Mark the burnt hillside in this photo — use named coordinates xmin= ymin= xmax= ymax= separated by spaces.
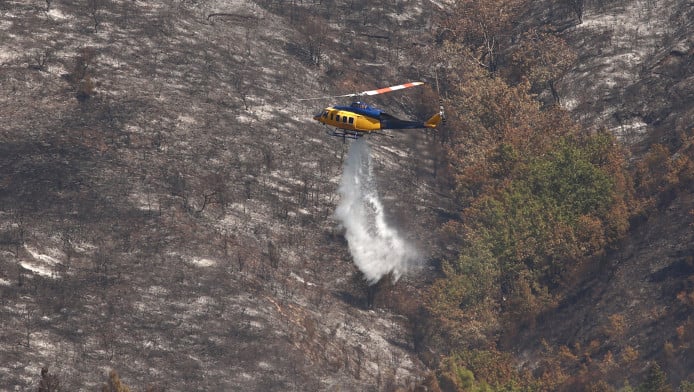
xmin=554 ymin=0 xmax=693 ymax=153
xmin=1 ymin=0 xmax=692 ymax=390
xmin=1 ymin=0 xmax=447 ymax=390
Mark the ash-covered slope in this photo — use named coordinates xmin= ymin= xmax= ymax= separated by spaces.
xmin=555 ymin=0 xmax=693 ymax=151
xmin=0 ymin=1 xmax=445 ymax=390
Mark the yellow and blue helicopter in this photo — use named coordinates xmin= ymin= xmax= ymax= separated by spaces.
xmin=301 ymin=81 xmax=444 ymax=140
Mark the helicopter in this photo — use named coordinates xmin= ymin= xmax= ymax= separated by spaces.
xmin=300 ymin=81 xmax=445 ymax=140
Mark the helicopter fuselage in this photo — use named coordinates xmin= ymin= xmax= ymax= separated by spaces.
xmin=313 ymin=101 xmax=439 ymax=136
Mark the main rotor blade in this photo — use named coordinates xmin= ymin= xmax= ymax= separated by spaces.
xmin=297 ymin=81 xmax=424 ymax=101
xmin=357 ymin=81 xmax=424 ymax=97
xmin=297 ymin=93 xmax=358 ymax=101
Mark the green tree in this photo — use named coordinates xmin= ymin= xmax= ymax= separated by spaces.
xmin=427 ymin=241 xmax=500 ymax=348
xmin=678 ymin=381 xmax=694 ymax=392
xmin=639 ymin=363 xmax=672 ymax=392
xmin=428 ymin=30 xmax=635 ymax=358
xmin=425 ymin=5 xmax=638 ymax=389
xmin=457 ymin=133 xmax=631 ymax=321
xmin=434 ymin=350 xmax=534 ymax=391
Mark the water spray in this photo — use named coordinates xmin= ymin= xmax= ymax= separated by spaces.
xmin=334 ymin=139 xmax=419 ymax=285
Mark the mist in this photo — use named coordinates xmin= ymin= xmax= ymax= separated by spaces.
xmin=334 ymin=139 xmax=420 ymax=285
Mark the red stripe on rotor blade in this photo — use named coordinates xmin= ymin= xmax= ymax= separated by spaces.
xmin=362 ymin=82 xmax=423 ymax=96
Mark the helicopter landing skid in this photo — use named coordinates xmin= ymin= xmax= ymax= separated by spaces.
xmin=327 ymin=129 xmax=362 ymax=141
xmin=326 ymin=129 xmax=394 ymax=141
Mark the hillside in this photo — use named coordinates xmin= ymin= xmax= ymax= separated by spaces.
xmin=0 ymin=1 xmax=446 ymax=390
xmin=1 ymin=0 xmax=692 ymax=391
xmin=555 ymin=0 xmax=693 ymax=153
xmin=517 ymin=0 xmax=693 ymax=387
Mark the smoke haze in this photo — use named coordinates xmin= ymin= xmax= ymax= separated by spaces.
xmin=335 ymin=139 xmax=419 ymax=285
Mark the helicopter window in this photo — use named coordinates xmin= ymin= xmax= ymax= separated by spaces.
xmin=322 ymin=111 xmax=328 ymax=118
xmin=349 ymin=117 xmax=354 ymax=124
xmin=342 ymin=117 xmax=347 ymax=123
xmin=335 ymin=115 xmax=340 ymax=122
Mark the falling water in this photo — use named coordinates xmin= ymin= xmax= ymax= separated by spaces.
xmin=334 ymin=139 xmax=419 ymax=285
